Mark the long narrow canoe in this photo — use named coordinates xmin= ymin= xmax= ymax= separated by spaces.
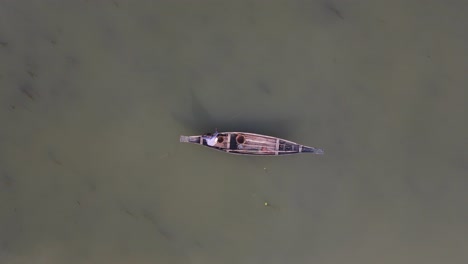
xmin=180 ymin=131 xmax=324 ymax=156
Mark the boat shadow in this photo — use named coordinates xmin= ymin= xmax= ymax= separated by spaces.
xmin=172 ymin=89 xmax=295 ymax=138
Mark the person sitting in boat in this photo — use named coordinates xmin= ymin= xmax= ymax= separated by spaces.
xmin=202 ymin=130 xmax=218 ymax=146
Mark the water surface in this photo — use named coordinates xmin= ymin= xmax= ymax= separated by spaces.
xmin=1 ymin=1 xmax=467 ymax=263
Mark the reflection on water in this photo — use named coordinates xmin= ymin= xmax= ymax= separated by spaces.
xmin=1 ymin=1 xmax=467 ymax=264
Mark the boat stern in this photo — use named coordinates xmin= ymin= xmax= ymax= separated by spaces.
xmin=180 ymin=135 xmax=202 ymax=144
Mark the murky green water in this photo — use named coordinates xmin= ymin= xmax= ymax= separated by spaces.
xmin=1 ymin=1 xmax=467 ymax=263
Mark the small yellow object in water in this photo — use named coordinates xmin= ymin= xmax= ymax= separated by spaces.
xmin=264 ymin=202 xmax=269 ymax=206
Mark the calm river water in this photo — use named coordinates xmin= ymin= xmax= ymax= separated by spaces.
xmin=1 ymin=1 xmax=467 ymax=264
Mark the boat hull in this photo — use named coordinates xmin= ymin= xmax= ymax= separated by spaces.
xmin=180 ymin=132 xmax=324 ymax=156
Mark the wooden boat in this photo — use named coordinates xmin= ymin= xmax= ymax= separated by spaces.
xmin=179 ymin=131 xmax=324 ymax=156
